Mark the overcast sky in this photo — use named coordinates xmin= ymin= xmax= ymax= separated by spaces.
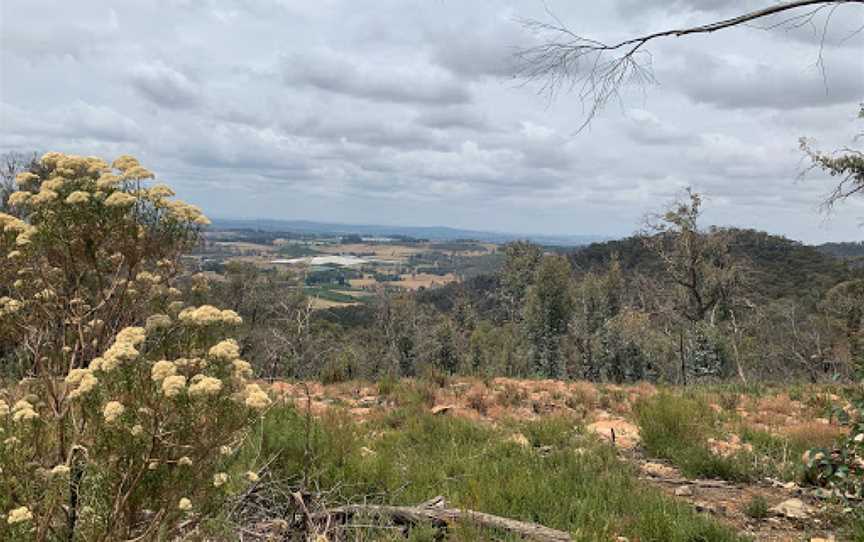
xmin=2 ymin=1 xmax=863 ymax=243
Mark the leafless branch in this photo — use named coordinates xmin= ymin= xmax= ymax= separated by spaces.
xmin=515 ymin=0 xmax=864 ymax=131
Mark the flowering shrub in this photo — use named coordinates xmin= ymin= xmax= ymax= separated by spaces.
xmin=0 ymin=153 xmax=270 ymax=540
xmin=0 ymin=152 xmax=211 ymax=377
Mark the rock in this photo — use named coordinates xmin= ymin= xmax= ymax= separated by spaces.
xmin=356 ymin=396 xmax=378 ymax=408
xmin=615 ymin=537 xmax=629 ymax=542
xmin=431 ymin=404 xmax=455 ymax=415
xmin=694 ymin=501 xmax=718 ymax=514
xmin=810 ymin=537 xmax=835 ymax=542
xmin=537 ymin=445 xmax=554 ymax=456
xmin=770 ymin=498 xmax=811 ymax=519
xmin=587 ymin=418 xmax=640 ymax=449
xmin=674 ymin=485 xmax=694 ymax=497
xmin=359 ymin=446 xmax=376 ymax=458
xmin=508 ymin=433 xmax=531 ymax=447
xmin=640 ymin=462 xmax=678 ymax=478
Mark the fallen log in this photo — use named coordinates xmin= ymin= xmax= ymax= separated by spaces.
xmin=313 ymin=497 xmax=572 ymax=542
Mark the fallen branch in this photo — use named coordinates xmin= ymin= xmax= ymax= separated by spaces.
xmin=314 ymin=496 xmax=572 ymax=542
xmin=639 ymin=476 xmax=737 ymax=489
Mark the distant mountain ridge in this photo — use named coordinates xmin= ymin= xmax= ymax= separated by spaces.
xmin=210 ymin=218 xmax=611 ymax=246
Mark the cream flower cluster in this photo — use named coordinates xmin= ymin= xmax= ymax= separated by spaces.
xmin=178 ymin=305 xmax=242 ymax=326
xmin=232 ymin=359 xmax=254 ymax=380
xmin=208 ymin=339 xmax=240 ymax=361
xmin=104 ymin=192 xmax=136 ymax=208
xmin=188 ymin=376 xmax=222 ymax=397
xmin=11 ymin=399 xmax=38 ymax=422
xmin=66 ymin=368 xmax=98 ymax=399
xmin=163 ymin=200 xmax=211 ymax=226
xmin=4 ymin=153 xmax=212 ymax=237
xmin=151 ymin=360 xmax=177 ymax=382
xmin=162 ymin=375 xmax=187 ymax=398
xmin=103 ymin=401 xmax=125 ymax=423
xmin=65 ymin=191 xmax=90 ymax=205
xmin=213 ymin=472 xmax=228 ymax=487
xmin=6 ymin=506 xmax=32 ymax=525
xmin=0 ymin=297 xmax=22 ymax=317
xmin=92 ymin=327 xmax=146 ymax=372
xmin=244 ymin=384 xmax=271 ymax=410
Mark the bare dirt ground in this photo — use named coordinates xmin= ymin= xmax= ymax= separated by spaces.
xmin=267 ymin=378 xmax=852 ymax=541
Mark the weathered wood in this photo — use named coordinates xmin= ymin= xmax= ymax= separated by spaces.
xmin=316 ymin=497 xmax=572 ymax=542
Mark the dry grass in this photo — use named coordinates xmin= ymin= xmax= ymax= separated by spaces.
xmin=781 ymin=421 xmax=846 ymax=450
xmin=466 ymin=387 xmax=492 ymax=416
xmin=756 ymin=394 xmax=799 ymax=416
xmin=497 ymin=383 xmax=529 ymax=407
xmin=568 ymin=381 xmax=600 ymax=410
xmin=308 ymin=297 xmax=358 ymax=309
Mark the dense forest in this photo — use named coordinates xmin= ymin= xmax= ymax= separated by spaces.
xmin=191 ymin=192 xmax=864 ymax=387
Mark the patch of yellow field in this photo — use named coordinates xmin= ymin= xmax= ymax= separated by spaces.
xmin=349 ymin=277 xmax=379 ymax=289
xmin=386 ymin=273 xmax=458 ymax=290
xmin=308 ymin=297 xmax=358 ymax=310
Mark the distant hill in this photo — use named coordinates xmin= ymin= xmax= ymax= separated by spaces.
xmin=210 ymin=218 xmax=610 ymax=246
xmin=817 ymin=241 xmax=864 ymax=268
xmin=570 ymin=228 xmax=860 ymax=303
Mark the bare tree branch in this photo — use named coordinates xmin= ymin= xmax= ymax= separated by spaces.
xmin=515 ymin=0 xmax=864 ymax=131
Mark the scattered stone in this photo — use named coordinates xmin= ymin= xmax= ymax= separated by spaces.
xmin=640 ymin=462 xmax=678 ymax=478
xmin=431 ymin=405 xmax=455 ymax=415
xmin=356 ymin=396 xmax=378 ymax=408
xmin=770 ymin=498 xmax=811 ymax=520
xmin=694 ymin=501 xmax=719 ymax=514
xmin=674 ymin=485 xmax=694 ymax=497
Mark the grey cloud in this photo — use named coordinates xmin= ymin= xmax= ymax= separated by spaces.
xmin=616 ymin=0 xmax=752 ymax=16
xmin=429 ymin=18 xmax=527 ymax=80
xmin=3 ymin=0 xmax=863 ymax=242
xmin=671 ymin=51 xmax=864 ymax=110
xmin=415 ymin=106 xmax=495 ymax=132
xmin=129 ymin=62 xmax=202 ymax=110
xmin=280 ymin=49 xmax=471 ymax=105
xmin=2 ymin=101 xmax=141 ymax=143
xmin=625 ymin=109 xmax=696 ymax=146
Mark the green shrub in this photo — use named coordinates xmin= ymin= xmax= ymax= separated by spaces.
xmin=744 ymin=495 xmax=769 ymax=519
xmin=377 ymin=374 xmax=398 ymax=396
xmin=636 ymin=393 xmax=714 ymax=456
